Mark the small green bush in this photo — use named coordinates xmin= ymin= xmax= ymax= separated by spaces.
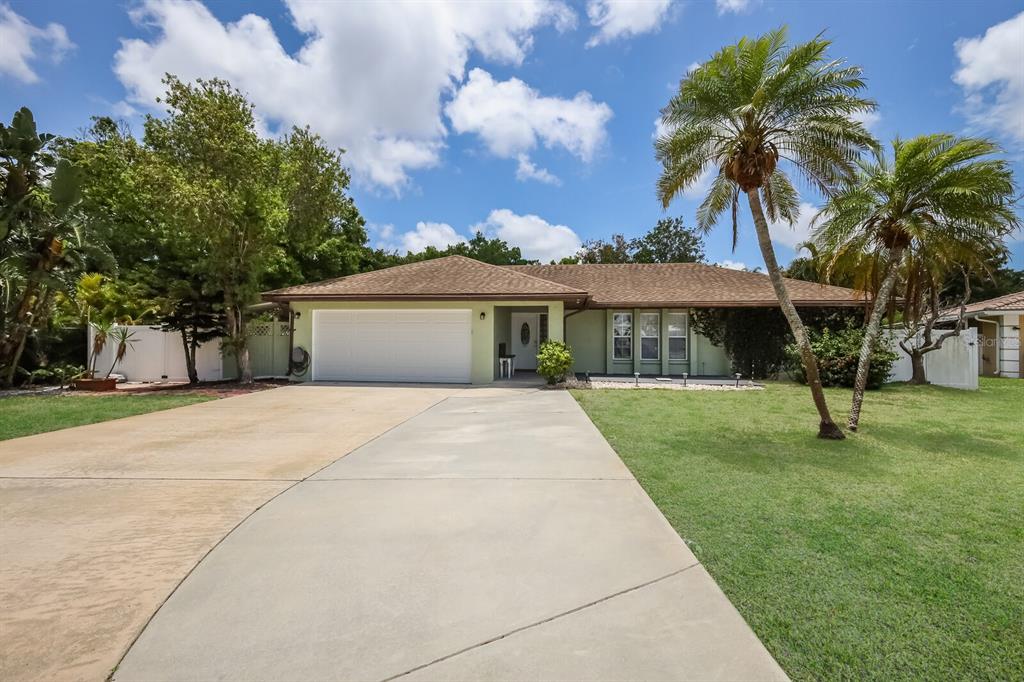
xmin=536 ymin=340 xmax=574 ymax=385
xmin=786 ymin=326 xmax=898 ymax=389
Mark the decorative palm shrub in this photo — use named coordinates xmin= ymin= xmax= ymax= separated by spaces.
xmin=786 ymin=327 xmax=897 ymax=390
xmin=536 ymin=340 xmax=573 ymax=385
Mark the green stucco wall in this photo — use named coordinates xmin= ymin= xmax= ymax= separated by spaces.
xmin=565 ymin=309 xmax=606 ymax=374
xmin=288 ymin=299 xmax=564 ymax=384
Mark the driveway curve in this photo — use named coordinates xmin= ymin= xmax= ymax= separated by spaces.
xmin=114 ymin=389 xmax=786 ymax=681
xmin=0 ymin=385 xmax=457 ymax=682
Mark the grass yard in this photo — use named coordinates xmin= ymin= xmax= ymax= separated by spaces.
xmin=573 ymin=378 xmax=1024 ymax=680
xmin=0 ymin=393 xmax=215 ymax=441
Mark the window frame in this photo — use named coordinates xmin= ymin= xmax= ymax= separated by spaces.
xmin=667 ymin=311 xmax=688 ymax=361
xmin=639 ymin=311 xmax=660 ymax=361
xmin=612 ymin=311 xmax=632 ymax=361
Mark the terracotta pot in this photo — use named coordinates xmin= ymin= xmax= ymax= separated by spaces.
xmin=73 ymin=377 xmax=118 ymax=392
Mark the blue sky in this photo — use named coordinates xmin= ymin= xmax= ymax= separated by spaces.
xmin=3 ymin=0 xmax=1022 ymax=269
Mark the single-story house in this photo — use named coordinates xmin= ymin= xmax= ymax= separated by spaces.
xmin=946 ymin=291 xmax=1023 ymax=378
xmin=262 ymin=255 xmax=864 ymax=384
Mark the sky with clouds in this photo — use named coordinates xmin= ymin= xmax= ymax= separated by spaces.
xmin=2 ymin=0 xmax=1022 ymax=268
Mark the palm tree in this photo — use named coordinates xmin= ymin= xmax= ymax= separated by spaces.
xmin=656 ymin=28 xmax=877 ymax=439
xmin=815 ymin=135 xmax=1018 ymax=429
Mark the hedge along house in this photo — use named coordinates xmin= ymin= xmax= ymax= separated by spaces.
xmin=262 ymin=255 xmax=864 ymax=384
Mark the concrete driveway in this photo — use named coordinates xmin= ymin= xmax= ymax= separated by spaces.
xmin=0 ymin=385 xmax=458 ymax=682
xmin=113 ymin=389 xmax=786 ymax=681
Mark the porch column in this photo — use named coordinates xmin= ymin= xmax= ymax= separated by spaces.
xmin=547 ymin=301 xmax=564 ymax=342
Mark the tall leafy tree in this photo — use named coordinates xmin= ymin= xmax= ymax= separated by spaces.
xmin=263 ymin=126 xmax=366 ymax=288
xmin=655 ymin=28 xmax=877 ymax=439
xmin=815 ymin=134 xmax=1017 ymax=429
xmin=575 ymin=219 xmax=705 ymax=264
xmin=144 ymin=76 xmax=286 ymax=384
xmin=632 ymin=217 xmax=705 ymax=263
xmin=0 ymin=108 xmax=87 ymax=386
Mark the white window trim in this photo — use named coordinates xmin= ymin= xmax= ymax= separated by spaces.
xmin=612 ymin=311 xmax=632 ymax=361
xmin=640 ymin=311 xmax=660 ymax=361
xmin=668 ymin=311 xmax=688 ymax=362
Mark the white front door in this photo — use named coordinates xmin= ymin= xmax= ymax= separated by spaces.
xmin=510 ymin=313 xmax=540 ymax=370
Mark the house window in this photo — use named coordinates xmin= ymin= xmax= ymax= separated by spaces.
xmin=668 ymin=312 xmax=687 ymax=361
xmin=612 ymin=311 xmax=632 ymax=360
xmin=640 ymin=312 xmax=660 ymax=361
xmin=539 ymin=313 xmax=549 ymax=343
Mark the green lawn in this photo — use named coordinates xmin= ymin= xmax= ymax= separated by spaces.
xmin=573 ymin=378 xmax=1024 ymax=681
xmin=0 ymin=393 xmax=215 ymax=441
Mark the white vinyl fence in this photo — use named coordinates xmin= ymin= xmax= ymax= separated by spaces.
xmin=86 ymin=325 xmax=223 ymax=382
xmin=886 ymin=327 xmax=978 ymax=390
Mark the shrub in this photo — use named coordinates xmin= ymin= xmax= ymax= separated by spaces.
xmin=786 ymin=326 xmax=898 ymax=389
xmin=536 ymin=340 xmax=573 ymax=385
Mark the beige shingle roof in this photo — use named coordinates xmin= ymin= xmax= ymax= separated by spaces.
xmin=955 ymin=290 xmax=1024 ymax=316
xmin=263 ymin=255 xmax=865 ymax=307
xmin=506 ymin=263 xmax=865 ymax=307
xmin=263 ymin=255 xmax=587 ymax=301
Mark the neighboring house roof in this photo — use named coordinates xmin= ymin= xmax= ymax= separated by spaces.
xmin=263 ymin=255 xmax=865 ymax=307
xmin=506 ymin=263 xmax=865 ymax=307
xmin=263 ymin=255 xmax=588 ymax=302
xmin=942 ymin=290 xmax=1024 ymax=319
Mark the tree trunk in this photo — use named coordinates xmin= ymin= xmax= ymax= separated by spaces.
xmin=224 ymin=300 xmax=253 ymax=385
xmin=181 ymin=327 xmax=199 ymax=384
xmin=847 ymin=248 xmax=903 ymax=431
xmin=746 ymin=190 xmax=844 ymax=440
xmin=909 ymin=352 xmax=928 ymax=384
xmin=0 ymin=281 xmax=42 ymax=387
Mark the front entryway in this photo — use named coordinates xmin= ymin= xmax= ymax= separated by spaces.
xmin=510 ymin=312 xmax=540 ymax=370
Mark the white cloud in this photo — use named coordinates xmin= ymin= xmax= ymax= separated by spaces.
xmin=954 ymin=11 xmax=1024 ymax=143
xmin=652 ymin=116 xmax=673 ymax=140
xmin=0 ymin=4 xmax=73 ymax=83
xmin=769 ymin=201 xmax=818 ymax=249
xmin=446 ymin=68 xmax=613 ymax=167
xmin=852 ymin=109 xmax=881 ymax=130
xmin=399 ymin=221 xmax=469 ymax=253
xmin=585 ymin=0 xmax=673 ymax=47
xmin=515 ymin=155 xmax=561 ymax=185
xmin=716 ymin=0 xmax=757 ymax=15
xmin=716 ymin=259 xmax=748 ymax=270
xmin=473 ymin=208 xmax=581 ymax=262
xmin=113 ymin=0 xmax=575 ymax=190
xmin=682 ymin=166 xmax=716 ymax=200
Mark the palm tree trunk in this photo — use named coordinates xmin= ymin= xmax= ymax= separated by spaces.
xmin=746 ymin=190 xmax=844 ymax=439
xmin=847 ymin=248 xmax=903 ymax=431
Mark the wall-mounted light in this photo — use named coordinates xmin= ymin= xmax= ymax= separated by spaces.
xmin=479 ymin=312 xmax=486 ymax=320
xmin=294 ymin=311 xmax=302 ymax=319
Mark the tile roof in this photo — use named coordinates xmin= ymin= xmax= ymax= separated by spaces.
xmin=954 ymin=290 xmax=1024 ymax=317
xmin=263 ymin=255 xmax=587 ymax=300
xmin=506 ymin=262 xmax=865 ymax=307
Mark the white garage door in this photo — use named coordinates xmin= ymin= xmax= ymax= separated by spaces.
xmin=312 ymin=309 xmax=472 ymax=383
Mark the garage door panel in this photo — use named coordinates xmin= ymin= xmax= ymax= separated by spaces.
xmin=313 ymin=310 xmax=472 ymax=383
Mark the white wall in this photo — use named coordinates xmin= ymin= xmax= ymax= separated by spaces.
xmin=87 ymin=325 xmax=223 ymax=382
xmin=887 ymin=327 xmax=978 ymax=390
